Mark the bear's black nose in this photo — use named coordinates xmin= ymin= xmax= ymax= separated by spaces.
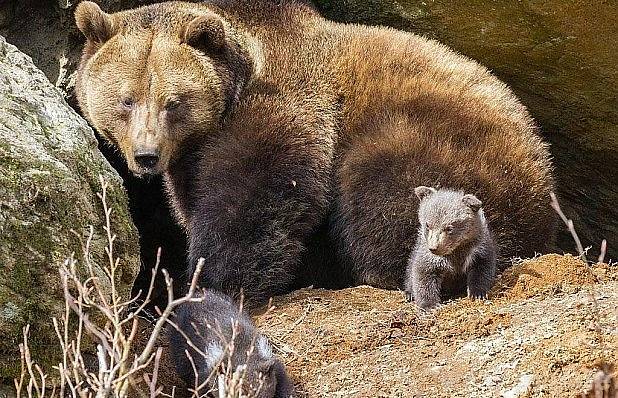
xmin=134 ymin=150 xmax=159 ymax=169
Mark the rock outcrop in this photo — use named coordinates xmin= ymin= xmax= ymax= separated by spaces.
xmin=0 ymin=0 xmax=187 ymax=312
xmin=0 ymin=36 xmax=139 ymax=380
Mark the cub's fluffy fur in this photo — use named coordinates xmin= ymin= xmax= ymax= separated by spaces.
xmin=169 ymin=290 xmax=294 ymax=397
xmin=405 ymin=187 xmax=497 ymax=309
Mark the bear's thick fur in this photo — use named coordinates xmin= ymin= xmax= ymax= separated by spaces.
xmin=75 ymin=0 xmax=555 ymax=306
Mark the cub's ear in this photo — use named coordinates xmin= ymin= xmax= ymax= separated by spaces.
xmin=414 ymin=186 xmax=436 ymax=201
xmin=462 ymin=194 xmax=482 ymax=212
xmin=75 ymin=1 xmax=115 ymax=43
xmin=183 ymin=14 xmax=226 ymax=53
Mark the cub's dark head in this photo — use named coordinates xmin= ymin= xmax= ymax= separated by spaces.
xmin=201 ymin=335 xmax=295 ymax=398
xmin=415 ymin=186 xmax=484 ymax=256
xmin=74 ymin=1 xmax=257 ymax=176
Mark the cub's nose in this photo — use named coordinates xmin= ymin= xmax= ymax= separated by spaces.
xmin=134 ymin=150 xmax=160 ymax=169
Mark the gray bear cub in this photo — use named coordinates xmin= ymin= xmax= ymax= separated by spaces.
xmin=404 ymin=186 xmax=497 ymax=310
xmin=170 ymin=290 xmax=294 ymax=397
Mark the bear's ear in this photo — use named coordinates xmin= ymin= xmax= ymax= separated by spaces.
xmin=462 ymin=194 xmax=482 ymax=212
xmin=183 ymin=15 xmax=226 ymax=54
xmin=75 ymin=1 xmax=115 ymax=43
xmin=414 ymin=186 xmax=436 ymax=201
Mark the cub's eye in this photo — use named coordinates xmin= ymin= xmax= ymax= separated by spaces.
xmin=445 ymin=226 xmax=454 ymax=234
xmin=121 ymin=97 xmax=134 ymax=110
xmin=425 ymin=222 xmax=430 ymax=230
xmin=164 ymin=99 xmax=181 ymax=111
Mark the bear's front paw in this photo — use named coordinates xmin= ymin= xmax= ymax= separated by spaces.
xmin=467 ymin=287 xmax=488 ymax=300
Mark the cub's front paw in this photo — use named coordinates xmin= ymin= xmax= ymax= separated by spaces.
xmin=416 ymin=299 xmax=441 ymax=311
xmin=404 ymin=290 xmax=414 ymax=302
xmin=467 ymin=287 xmax=488 ymax=300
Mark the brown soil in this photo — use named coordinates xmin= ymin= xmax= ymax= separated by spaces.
xmin=253 ymin=254 xmax=618 ymax=397
xmin=493 ymin=254 xmax=618 ymax=300
xmin=147 ymin=254 xmax=617 ymax=397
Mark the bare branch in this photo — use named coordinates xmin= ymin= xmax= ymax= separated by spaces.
xmin=598 ymin=239 xmax=607 ymax=264
xmin=137 ymin=259 xmax=205 ymax=366
xmin=550 ymin=192 xmax=587 ymax=262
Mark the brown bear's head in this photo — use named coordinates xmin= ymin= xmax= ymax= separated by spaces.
xmin=74 ymin=1 xmax=258 ymax=176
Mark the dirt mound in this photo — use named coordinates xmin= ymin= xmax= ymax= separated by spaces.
xmin=254 ymin=254 xmax=617 ymax=397
xmin=143 ymin=254 xmax=616 ymax=396
xmin=493 ymin=254 xmax=618 ymax=300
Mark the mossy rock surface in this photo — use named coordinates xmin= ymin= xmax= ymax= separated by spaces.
xmin=0 ymin=36 xmax=139 ymax=380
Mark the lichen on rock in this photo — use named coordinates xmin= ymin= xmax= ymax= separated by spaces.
xmin=0 ymin=36 xmax=139 ymax=381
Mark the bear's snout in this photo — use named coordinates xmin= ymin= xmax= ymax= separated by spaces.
xmin=133 ymin=148 xmax=161 ymax=175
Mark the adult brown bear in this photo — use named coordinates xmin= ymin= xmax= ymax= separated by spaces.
xmin=74 ymin=0 xmax=555 ymax=306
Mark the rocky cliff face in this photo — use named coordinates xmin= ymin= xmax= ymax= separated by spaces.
xmin=0 ymin=36 xmax=139 ymax=381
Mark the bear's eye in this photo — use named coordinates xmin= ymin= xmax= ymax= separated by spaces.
xmin=444 ymin=225 xmax=454 ymax=234
xmin=121 ymin=97 xmax=135 ymax=110
xmin=425 ymin=222 xmax=430 ymax=230
xmin=164 ymin=99 xmax=181 ymax=111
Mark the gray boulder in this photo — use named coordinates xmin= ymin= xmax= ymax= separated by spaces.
xmin=0 ymin=36 xmax=139 ymax=380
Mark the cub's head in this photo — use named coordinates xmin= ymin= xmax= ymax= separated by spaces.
xmin=202 ymin=335 xmax=294 ymax=398
xmin=74 ymin=1 xmax=257 ymax=176
xmin=415 ymin=186 xmax=485 ymax=256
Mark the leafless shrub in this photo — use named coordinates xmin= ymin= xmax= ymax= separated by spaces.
xmin=164 ymin=296 xmax=273 ymax=398
xmin=550 ymin=192 xmax=609 ymax=265
xmin=13 ymin=176 xmax=271 ymax=398
xmin=580 ymin=364 xmax=617 ymax=398
xmin=13 ymin=176 xmax=206 ymax=398
xmin=550 ymin=193 xmax=616 ymax=396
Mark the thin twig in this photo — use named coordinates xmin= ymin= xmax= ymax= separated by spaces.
xmin=549 ymin=192 xmax=609 ymax=367
xmin=550 ymin=192 xmax=587 ymax=262
xmin=137 ymin=258 xmax=205 ymax=366
xmin=598 ymin=239 xmax=607 ymax=264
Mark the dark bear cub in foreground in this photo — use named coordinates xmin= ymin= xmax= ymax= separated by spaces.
xmin=170 ymin=290 xmax=294 ymax=398
xmin=405 ymin=187 xmax=497 ymax=310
